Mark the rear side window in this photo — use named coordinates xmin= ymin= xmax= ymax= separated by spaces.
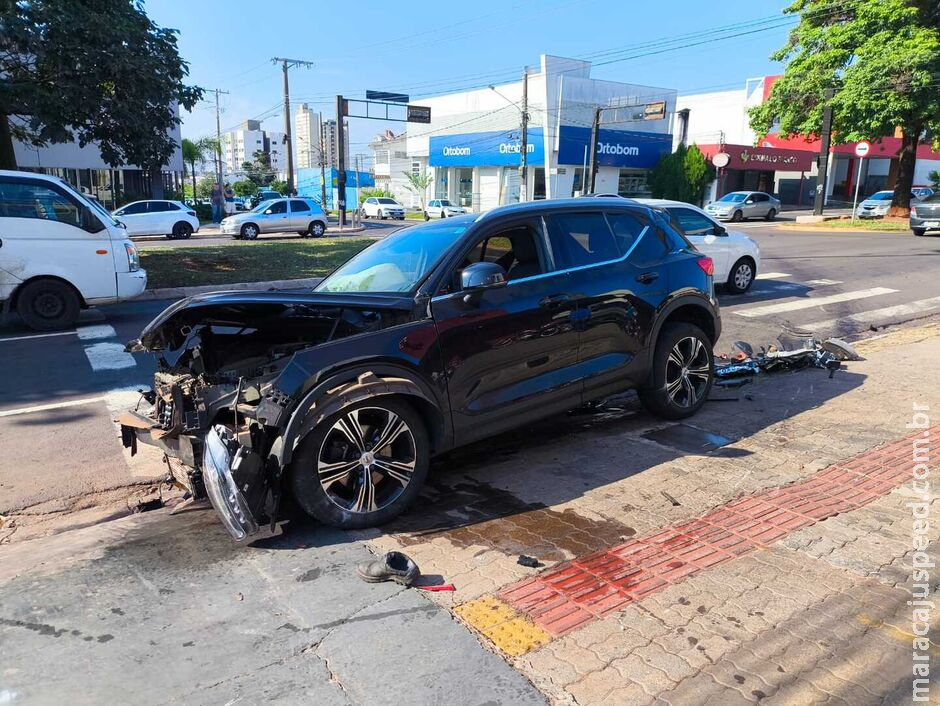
xmin=667 ymin=207 xmax=715 ymax=235
xmin=0 ymin=178 xmax=82 ymax=227
xmin=628 ymin=228 xmax=670 ymax=267
xmin=605 ymin=212 xmax=647 ymax=253
xmin=549 ymin=212 xmax=620 ymax=268
xmin=148 ymin=201 xmax=171 ymax=212
xmin=290 ymin=199 xmax=310 ymax=213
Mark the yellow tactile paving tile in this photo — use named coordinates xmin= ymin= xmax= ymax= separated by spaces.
xmin=455 ymin=596 xmax=552 ymax=657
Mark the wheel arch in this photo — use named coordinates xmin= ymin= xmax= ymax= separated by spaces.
xmin=273 ymin=367 xmax=450 ymax=468
xmin=644 ymin=294 xmax=719 ymax=371
xmin=9 ymin=274 xmax=87 ymax=311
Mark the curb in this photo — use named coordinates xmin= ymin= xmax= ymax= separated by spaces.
xmin=129 ymin=226 xmax=368 ymax=242
xmin=137 ymin=277 xmax=324 ymax=301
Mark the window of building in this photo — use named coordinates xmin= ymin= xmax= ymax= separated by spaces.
xmin=549 ymin=212 xmax=619 ymax=268
xmin=617 ymin=169 xmax=651 ymax=198
xmin=571 ymin=168 xmax=586 ymax=197
xmin=412 ymin=161 xmax=421 ymax=178
xmin=532 ymin=167 xmax=546 ymax=200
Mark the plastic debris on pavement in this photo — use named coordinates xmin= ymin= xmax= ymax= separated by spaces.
xmin=714 ymin=333 xmax=862 ymax=381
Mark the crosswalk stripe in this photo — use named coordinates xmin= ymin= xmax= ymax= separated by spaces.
xmin=0 ymin=396 xmax=108 ymax=418
xmin=755 ymin=272 xmax=791 ymax=280
xmin=735 ymin=287 xmax=899 ymax=318
xmin=804 ymin=296 xmax=940 ymax=331
xmin=805 ymin=279 xmax=843 ymax=286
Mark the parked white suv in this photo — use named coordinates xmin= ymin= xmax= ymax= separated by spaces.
xmin=220 ymin=198 xmax=328 ymax=239
xmin=362 ymin=197 xmax=405 ymax=220
xmin=113 ymin=199 xmax=200 ymax=240
xmin=0 ymin=170 xmax=147 ymax=330
xmin=424 ymin=199 xmax=466 ymax=220
xmin=637 ymin=199 xmax=762 ymax=293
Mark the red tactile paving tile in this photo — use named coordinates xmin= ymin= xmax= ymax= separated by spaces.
xmin=498 ymin=426 xmax=940 ymax=636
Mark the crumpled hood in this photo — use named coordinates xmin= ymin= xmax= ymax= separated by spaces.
xmin=128 ymin=289 xmax=415 ymax=352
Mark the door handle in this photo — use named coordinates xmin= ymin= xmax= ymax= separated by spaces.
xmin=636 ymin=271 xmax=659 ymax=284
xmin=539 ymin=293 xmax=571 ymax=309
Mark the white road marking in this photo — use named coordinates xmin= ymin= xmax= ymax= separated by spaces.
xmin=805 ymin=279 xmax=843 ymax=286
xmin=735 ymin=287 xmax=899 ymax=318
xmin=0 ymin=395 xmax=108 ymax=418
xmin=83 ymin=341 xmax=138 ymax=371
xmin=76 ymin=324 xmax=119 ymax=341
xmin=0 ymin=330 xmax=76 ymax=343
xmin=755 ymin=272 xmax=791 ymax=280
xmin=804 ymin=296 xmax=940 ymax=331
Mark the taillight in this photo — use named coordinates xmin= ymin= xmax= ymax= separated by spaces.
xmin=187 ymin=210 xmax=197 ymax=217
xmin=911 ymin=206 xmax=918 ymax=217
xmin=697 ymin=256 xmax=714 ymax=276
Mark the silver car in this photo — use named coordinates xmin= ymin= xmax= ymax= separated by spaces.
xmin=220 ymin=198 xmax=328 ymax=239
xmin=704 ymin=191 xmax=780 ymax=222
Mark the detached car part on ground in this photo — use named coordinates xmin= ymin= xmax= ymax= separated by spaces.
xmin=121 ymin=199 xmax=721 ymax=541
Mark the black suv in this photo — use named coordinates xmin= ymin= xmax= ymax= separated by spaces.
xmin=122 ymin=199 xmax=720 ymax=540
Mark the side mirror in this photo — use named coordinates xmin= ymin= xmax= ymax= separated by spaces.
xmin=713 ymin=225 xmax=727 ymax=236
xmin=745 ymin=199 xmax=754 ymax=205
xmin=461 ymin=262 xmax=507 ymax=304
xmin=263 ymin=208 xmax=273 ymax=215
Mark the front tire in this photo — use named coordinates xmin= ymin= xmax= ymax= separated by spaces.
xmin=731 ymin=210 xmax=744 ymax=222
xmin=726 ymin=257 xmax=755 ymax=294
xmin=16 ymin=278 xmax=81 ymax=331
xmin=240 ymin=223 xmax=259 ymax=240
xmin=913 ymin=228 xmax=926 ymax=237
xmin=378 ymin=209 xmax=385 ymax=220
xmin=423 ymin=212 xmax=430 ymax=221
xmin=290 ymin=398 xmax=430 ymax=529
xmin=638 ymin=323 xmax=714 ymax=420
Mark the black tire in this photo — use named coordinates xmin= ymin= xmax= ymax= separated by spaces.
xmin=290 ymin=397 xmax=430 ymax=529
xmin=378 ymin=209 xmax=385 ymax=220
xmin=913 ymin=229 xmax=926 ymax=237
xmin=638 ymin=322 xmax=714 ymax=420
xmin=308 ymin=221 xmax=326 ymax=238
xmin=726 ymin=257 xmax=756 ymax=294
xmin=731 ymin=210 xmax=744 ymax=222
xmin=423 ymin=212 xmax=430 ymax=221
xmin=16 ymin=278 xmax=81 ymax=331
xmin=240 ymin=223 xmax=259 ymax=240
xmin=172 ymin=221 xmax=193 ymax=239
xmin=765 ymin=208 xmax=776 ymax=221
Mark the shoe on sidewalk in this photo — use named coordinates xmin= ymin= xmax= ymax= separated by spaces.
xmin=357 ymin=551 xmax=420 ymax=586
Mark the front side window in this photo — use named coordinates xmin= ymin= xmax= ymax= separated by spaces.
xmin=0 ymin=178 xmax=82 ymax=227
xmin=549 ymin=212 xmax=620 ymax=268
xmin=118 ymin=202 xmax=148 ymax=215
xmin=265 ymin=201 xmax=287 ymax=215
xmin=317 ymin=219 xmax=472 ymax=293
xmin=668 ymin=207 xmax=716 ymax=236
xmin=290 ymin=199 xmax=310 ymax=213
xmin=752 ymin=193 xmax=769 ymax=202
xmin=454 ymin=219 xmax=547 ymax=289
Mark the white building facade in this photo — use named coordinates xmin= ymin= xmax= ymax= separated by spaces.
xmin=370 ymin=130 xmax=421 ymax=207
xmin=405 ymin=54 xmax=677 ymax=212
xmin=295 ymin=103 xmax=324 ymax=170
xmin=222 ymin=120 xmax=286 ymax=182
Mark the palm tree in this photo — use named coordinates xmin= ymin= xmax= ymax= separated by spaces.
xmin=181 ymin=137 xmax=217 ymax=202
xmin=403 ymin=170 xmax=433 ymax=211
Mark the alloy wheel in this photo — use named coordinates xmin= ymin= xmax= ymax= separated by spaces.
xmin=317 ymin=407 xmax=417 ymax=514
xmin=664 ymin=336 xmax=711 ymax=408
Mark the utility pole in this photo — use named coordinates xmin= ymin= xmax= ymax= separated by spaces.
xmin=202 ymin=88 xmax=230 ymax=192
xmin=354 ymin=154 xmax=362 ymax=227
xmin=519 ymin=67 xmax=529 ymax=203
xmin=813 ymin=86 xmax=835 ymax=216
xmin=318 ymin=112 xmax=327 ymax=209
xmin=272 ymin=57 xmax=315 ymax=195
xmin=336 ymin=95 xmax=348 ymax=227
xmin=588 ymin=107 xmax=601 ymax=194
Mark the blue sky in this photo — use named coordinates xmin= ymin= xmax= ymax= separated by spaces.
xmin=146 ymin=0 xmax=795 ymax=153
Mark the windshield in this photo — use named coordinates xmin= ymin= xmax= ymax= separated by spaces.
xmin=869 ymin=192 xmax=893 ymax=201
xmin=717 ymin=193 xmax=747 ymax=203
xmin=440 ymin=200 xmax=453 ymax=207
xmin=316 ymin=220 xmax=471 ymax=293
xmin=377 ymin=198 xmax=399 ymax=205
xmin=83 ymin=192 xmax=121 ymax=226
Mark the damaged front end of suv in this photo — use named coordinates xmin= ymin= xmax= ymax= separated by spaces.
xmin=120 ymin=290 xmax=442 ymax=541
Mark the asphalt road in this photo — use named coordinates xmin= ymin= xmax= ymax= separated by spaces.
xmin=2 ymin=224 xmax=939 ymax=522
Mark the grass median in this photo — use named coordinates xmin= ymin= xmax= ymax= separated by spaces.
xmin=140 ymin=238 xmax=374 ymax=290
xmin=781 ymin=217 xmax=910 ymax=232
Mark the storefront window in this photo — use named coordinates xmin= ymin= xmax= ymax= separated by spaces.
xmin=435 ymin=168 xmax=449 ymax=199
xmin=533 ymin=167 xmax=546 ymax=200
xmin=571 ymin=168 xmax=585 ymax=197
xmin=456 ymin=168 xmax=473 ymax=208
xmin=617 ymin=169 xmax=651 ymax=198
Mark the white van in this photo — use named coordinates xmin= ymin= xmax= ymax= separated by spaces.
xmin=0 ymin=170 xmax=147 ymax=331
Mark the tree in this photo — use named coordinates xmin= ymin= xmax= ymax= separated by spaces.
xmin=403 ymin=170 xmax=433 ymax=210
xmin=648 ymin=145 xmax=715 ymax=204
xmin=181 ymin=138 xmax=215 ymax=202
xmin=749 ymin=0 xmax=940 ymax=216
xmin=195 ymin=174 xmax=216 ymax=200
xmin=359 ymin=188 xmax=394 ymax=204
xmin=270 ymin=180 xmax=289 ymax=195
xmin=242 ymin=150 xmax=276 ymax=188
xmin=232 ymin=180 xmax=255 ymax=197
xmin=0 ymin=0 xmax=201 ymax=170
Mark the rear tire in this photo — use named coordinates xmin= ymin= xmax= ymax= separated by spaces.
xmin=290 ymin=397 xmax=430 ymax=529
xmin=913 ymin=228 xmax=926 ymax=237
xmin=308 ymin=221 xmax=326 ymax=238
xmin=16 ymin=278 xmax=81 ymax=331
xmin=638 ymin=322 xmax=714 ymax=420
xmin=765 ymin=208 xmax=776 ymax=221
xmin=172 ymin=221 xmax=193 ymax=239
xmin=726 ymin=257 xmax=755 ymax=294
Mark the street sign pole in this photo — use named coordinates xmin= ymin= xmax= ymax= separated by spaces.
xmin=851 ymin=141 xmax=871 ymax=224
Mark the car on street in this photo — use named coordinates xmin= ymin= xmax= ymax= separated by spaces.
xmin=0 ymin=170 xmax=146 ymax=330
xmin=362 ymin=197 xmax=405 ymax=220
xmin=113 ymin=199 xmax=200 ymax=239
xmin=123 ymin=198 xmax=720 ymax=541
xmin=248 ymin=189 xmax=282 ymax=209
xmin=424 ymin=199 xmax=466 ymax=220
xmin=855 ymin=189 xmax=927 ymax=219
xmin=220 ymin=198 xmax=328 ymax=239
xmin=636 ymin=199 xmax=761 ymax=293
xmin=911 ymin=192 xmax=940 ymax=236
xmin=704 ymin=191 xmax=780 ymax=222
xmin=912 ymin=186 xmax=934 ymax=200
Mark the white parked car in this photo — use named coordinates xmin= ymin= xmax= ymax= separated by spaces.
xmin=0 ymin=170 xmax=146 ymax=330
xmin=220 ymin=198 xmax=328 ymax=239
xmin=113 ymin=199 xmax=200 ymax=240
xmin=424 ymin=199 xmax=466 ymax=220
xmin=637 ymin=199 xmax=762 ymax=293
xmin=361 ymin=197 xmax=405 ymax=220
